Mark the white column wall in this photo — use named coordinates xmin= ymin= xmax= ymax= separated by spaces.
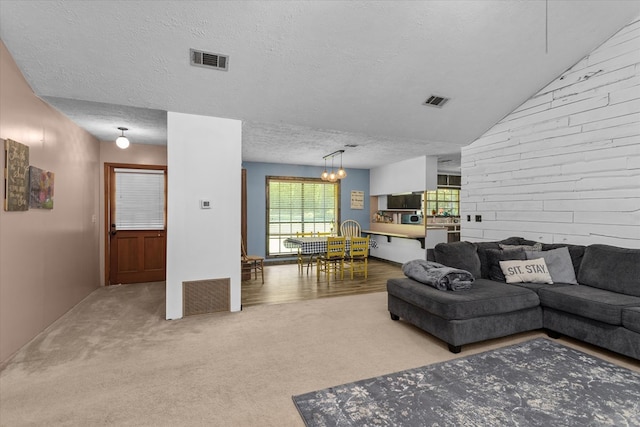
xmin=461 ymin=16 xmax=640 ymax=248
xmin=166 ymin=112 xmax=242 ymax=319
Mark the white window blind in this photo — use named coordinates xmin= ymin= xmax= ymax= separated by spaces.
xmin=267 ymin=177 xmax=338 ymax=256
xmin=115 ymin=168 xmax=165 ymax=230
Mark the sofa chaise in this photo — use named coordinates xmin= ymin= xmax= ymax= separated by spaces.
xmin=386 ymin=237 xmax=640 ymax=359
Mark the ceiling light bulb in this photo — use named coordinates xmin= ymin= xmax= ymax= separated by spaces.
xmin=337 ymin=151 xmax=347 ymax=179
xmin=116 ymin=136 xmax=130 ymax=149
xmin=116 ymin=126 xmax=130 ymax=149
xmin=328 ymin=172 xmax=337 ymax=182
xmin=321 ymin=158 xmax=329 ymax=180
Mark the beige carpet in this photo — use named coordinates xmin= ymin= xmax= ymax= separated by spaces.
xmin=1 ymin=282 xmax=638 ymax=426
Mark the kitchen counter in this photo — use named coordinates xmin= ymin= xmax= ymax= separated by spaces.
xmin=366 ymin=223 xmax=446 ymax=236
xmin=426 ymin=221 xmax=461 ymax=243
xmin=364 ymin=223 xmax=448 ymax=264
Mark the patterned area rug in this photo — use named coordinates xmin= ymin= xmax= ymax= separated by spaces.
xmin=293 ymin=338 xmax=640 ymax=426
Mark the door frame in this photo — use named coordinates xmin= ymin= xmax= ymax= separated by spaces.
xmin=104 ymin=162 xmax=168 ymax=286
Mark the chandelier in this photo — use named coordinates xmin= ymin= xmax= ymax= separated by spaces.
xmin=321 ymin=150 xmax=347 ymax=182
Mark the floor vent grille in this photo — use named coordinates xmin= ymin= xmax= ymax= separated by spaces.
xmin=190 ymin=49 xmax=228 ymax=71
xmin=183 ymin=278 xmax=230 ymax=316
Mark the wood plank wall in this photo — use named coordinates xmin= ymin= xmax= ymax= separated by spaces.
xmin=461 ymin=16 xmax=640 ymax=248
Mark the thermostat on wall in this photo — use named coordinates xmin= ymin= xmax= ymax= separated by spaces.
xmin=200 ymin=199 xmax=211 ymax=209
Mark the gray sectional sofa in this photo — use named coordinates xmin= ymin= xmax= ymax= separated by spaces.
xmin=386 ymin=237 xmax=640 ymax=359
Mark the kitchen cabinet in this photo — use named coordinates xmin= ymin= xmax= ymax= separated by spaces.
xmin=437 ymin=174 xmax=461 ymax=186
xmin=370 ymin=156 xmax=438 ymax=195
xmin=386 ymin=194 xmax=422 ymax=210
xmin=446 ymin=224 xmax=461 ymax=242
xmin=426 ymin=219 xmax=460 ymax=242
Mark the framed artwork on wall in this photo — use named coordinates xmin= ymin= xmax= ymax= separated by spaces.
xmin=350 ymin=190 xmax=364 ymax=209
xmin=29 ymin=166 xmax=55 ymax=209
xmin=4 ymin=138 xmax=30 ymax=211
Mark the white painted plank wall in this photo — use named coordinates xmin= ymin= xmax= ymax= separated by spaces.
xmin=461 ymin=16 xmax=640 ymax=248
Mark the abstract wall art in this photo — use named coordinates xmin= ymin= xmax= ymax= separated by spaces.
xmin=29 ymin=166 xmax=55 ymax=209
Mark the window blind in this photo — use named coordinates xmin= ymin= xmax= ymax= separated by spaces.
xmin=267 ymin=177 xmax=338 ymax=256
xmin=114 ymin=168 xmax=165 ymax=230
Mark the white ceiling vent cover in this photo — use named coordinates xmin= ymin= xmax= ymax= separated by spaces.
xmin=190 ymin=49 xmax=228 ymax=71
xmin=423 ymin=95 xmax=450 ymax=108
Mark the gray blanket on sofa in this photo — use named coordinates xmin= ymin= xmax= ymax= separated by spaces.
xmin=402 ymin=259 xmax=474 ymax=291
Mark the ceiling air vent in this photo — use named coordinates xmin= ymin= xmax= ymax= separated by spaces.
xmin=190 ymin=49 xmax=228 ymax=71
xmin=423 ymin=95 xmax=450 ymax=108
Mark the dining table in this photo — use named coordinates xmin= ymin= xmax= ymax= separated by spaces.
xmin=283 ymin=236 xmax=378 ymax=255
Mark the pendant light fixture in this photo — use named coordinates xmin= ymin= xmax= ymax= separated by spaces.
xmin=337 ymin=150 xmax=347 ymax=179
xmin=321 ymin=158 xmax=329 ymax=181
xmin=116 ymin=127 xmax=130 ymax=149
xmin=328 ymin=157 xmax=337 ymax=182
xmin=321 ymin=149 xmax=346 ymax=181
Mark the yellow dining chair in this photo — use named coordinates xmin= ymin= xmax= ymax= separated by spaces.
xmin=345 ymin=236 xmax=369 ymax=279
xmin=241 ymin=239 xmax=264 ymax=284
xmin=340 ymin=219 xmax=361 ymax=237
xmin=296 ymin=231 xmax=315 ymax=274
xmin=317 ymin=236 xmax=346 ymax=283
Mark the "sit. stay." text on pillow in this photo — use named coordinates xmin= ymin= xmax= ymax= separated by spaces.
xmin=498 ymin=258 xmax=553 ymax=284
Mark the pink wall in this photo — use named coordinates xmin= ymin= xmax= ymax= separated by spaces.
xmin=0 ymin=41 xmax=101 ymax=364
xmin=100 ymin=141 xmax=167 ymax=166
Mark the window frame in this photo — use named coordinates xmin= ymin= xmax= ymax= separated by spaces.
xmin=265 ymin=175 xmax=341 ymax=258
xmin=426 ymin=187 xmax=460 ymax=217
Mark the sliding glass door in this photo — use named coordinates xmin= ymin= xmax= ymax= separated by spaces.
xmin=266 ymin=176 xmax=340 ymax=257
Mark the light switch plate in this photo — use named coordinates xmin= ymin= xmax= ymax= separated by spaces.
xmin=200 ymin=200 xmax=211 ymax=209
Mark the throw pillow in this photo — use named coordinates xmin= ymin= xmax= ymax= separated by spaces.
xmin=474 ymin=242 xmax=503 ymax=279
xmin=500 ymin=243 xmax=543 ymax=251
xmin=434 ymin=241 xmax=481 ymax=278
xmin=499 ymin=258 xmax=554 ymax=284
xmin=541 ymin=243 xmax=586 ymax=278
xmin=525 ymin=246 xmax=578 ymax=284
xmin=486 ymin=248 xmax=527 ymax=282
xmin=498 ymin=237 xmax=530 ymax=246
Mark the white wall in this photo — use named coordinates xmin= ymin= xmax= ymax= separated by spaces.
xmin=166 ymin=112 xmax=242 ymax=319
xmin=370 ymin=155 xmax=438 ymax=195
xmin=461 ymin=16 xmax=640 ymax=248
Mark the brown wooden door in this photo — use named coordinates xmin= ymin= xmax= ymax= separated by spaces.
xmin=106 ymin=164 xmax=167 ymax=285
xmin=109 ymin=230 xmax=166 ymax=284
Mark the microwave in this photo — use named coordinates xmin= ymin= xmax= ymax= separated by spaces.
xmin=401 ymin=214 xmax=423 ymax=224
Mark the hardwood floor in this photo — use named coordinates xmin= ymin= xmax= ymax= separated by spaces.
xmin=241 ymin=257 xmax=403 ymax=307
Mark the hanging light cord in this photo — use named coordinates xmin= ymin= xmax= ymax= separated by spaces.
xmin=545 ymin=0 xmax=548 ymax=54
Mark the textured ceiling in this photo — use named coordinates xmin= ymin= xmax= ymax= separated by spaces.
xmin=1 ymin=1 xmax=638 ymax=170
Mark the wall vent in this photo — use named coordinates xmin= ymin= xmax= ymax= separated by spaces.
xmin=183 ymin=278 xmax=230 ymax=316
xmin=190 ymin=49 xmax=229 ymax=71
xmin=423 ymin=95 xmax=450 ymax=108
